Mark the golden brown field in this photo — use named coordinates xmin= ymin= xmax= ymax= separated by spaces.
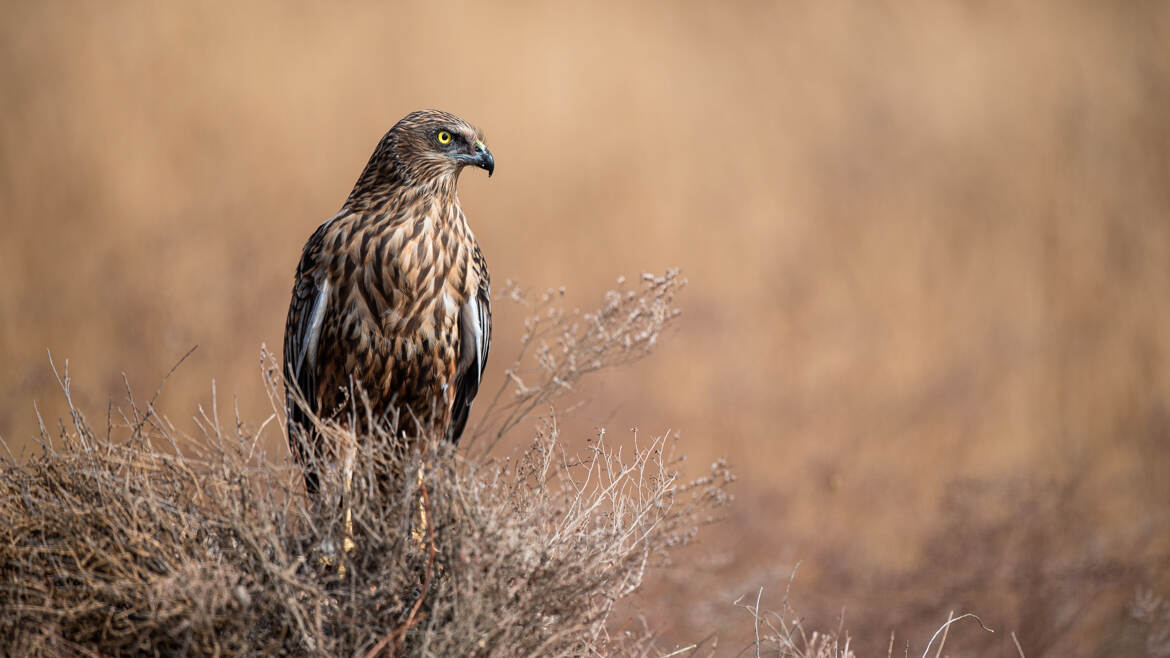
xmin=2 ymin=2 xmax=1168 ymax=654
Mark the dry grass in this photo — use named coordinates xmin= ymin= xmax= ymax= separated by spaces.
xmin=1 ymin=395 xmax=729 ymax=655
xmin=0 ymin=272 xmax=746 ymax=656
xmin=731 ymin=571 xmax=855 ymax=658
xmin=1 ymin=278 xmax=1167 ymax=655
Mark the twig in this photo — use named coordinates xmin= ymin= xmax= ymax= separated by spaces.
xmin=1011 ymin=631 xmax=1026 ymax=658
xmin=781 ymin=561 xmax=800 ymax=621
xmin=0 ymin=433 xmax=14 ymax=462
xmin=921 ymin=613 xmax=994 ymax=658
xmin=754 ymin=586 xmax=764 ymax=658
xmin=933 ymin=610 xmax=953 ymax=658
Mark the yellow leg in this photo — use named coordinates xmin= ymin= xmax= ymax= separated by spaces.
xmin=411 ymin=463 xmax=428 ymax=544
xmin=336 ymin=467 xmax=356 ymax=578
xmin=343 ymin=467 xmax=356 ymax=553
xmin=312 ymin=441 xmax=359 ymax=579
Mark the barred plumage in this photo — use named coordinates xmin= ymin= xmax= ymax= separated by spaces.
xmin=283 ymin=110 xmax=494 ymax=493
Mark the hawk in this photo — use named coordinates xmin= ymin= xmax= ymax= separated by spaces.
xmin=283 ymin=110 xmax=494 ymax=494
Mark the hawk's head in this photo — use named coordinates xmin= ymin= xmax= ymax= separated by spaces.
xmin=377 ymin=110 xmax=494 ymax=185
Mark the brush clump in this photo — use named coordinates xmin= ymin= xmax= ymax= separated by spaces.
xmin=0 ymin=271 xmax=738 ymax=656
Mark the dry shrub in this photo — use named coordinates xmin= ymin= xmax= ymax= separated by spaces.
xmin=0 ymin=271 xmax=736 ymax=656
xmin=468 ymin=270 xmax=685 ymax=457
xmin=732 ymin=573 xmax=855 ymax=658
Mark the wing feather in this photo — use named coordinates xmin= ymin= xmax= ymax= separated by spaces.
xmin=283 ymin=218 xmax=337 ymax=493
xmin=447 ymin=261 xmax=491 ymax=443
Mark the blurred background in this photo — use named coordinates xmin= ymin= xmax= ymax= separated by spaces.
xmin=2 ymin=2 xmax=1168 ymax=654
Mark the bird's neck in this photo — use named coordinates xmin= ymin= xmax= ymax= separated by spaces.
xmin=416 ymin=176 xmax=459 ymax=203
xmin=344 ymin=172 xmax=460 ymax=215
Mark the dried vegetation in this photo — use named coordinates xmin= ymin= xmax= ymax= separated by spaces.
xmin=0 ymin=272 xmax=743 ymax=656
xmin=2 ymin=270 xmax=1165 ymax=657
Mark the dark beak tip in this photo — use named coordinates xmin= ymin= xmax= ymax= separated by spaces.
xmin=471 ymin=144 xmax=494 ymax=177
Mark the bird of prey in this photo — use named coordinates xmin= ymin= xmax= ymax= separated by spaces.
xmin=283 ymin=110 xmax=494 ymax=494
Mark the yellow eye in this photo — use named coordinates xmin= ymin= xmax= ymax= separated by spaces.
xmin=437 ymin=130 xmax=452 ymax=144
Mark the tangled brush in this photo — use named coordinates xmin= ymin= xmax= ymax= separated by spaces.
xmin=0 ymin=271 xmax=735 ymax=656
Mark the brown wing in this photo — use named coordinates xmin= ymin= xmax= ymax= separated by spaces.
xmin=446 ymin=246 xmax=491 ymax=444
xmin=283 ymin=218 xmax=336 ymax=494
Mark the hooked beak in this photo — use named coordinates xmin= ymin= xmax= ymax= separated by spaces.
xmin=456 ymin=140 xmax=494 ymax=178
xmin=472 ymin=140 xmax=494 ymax=178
